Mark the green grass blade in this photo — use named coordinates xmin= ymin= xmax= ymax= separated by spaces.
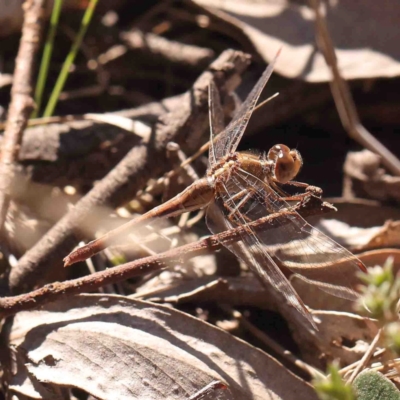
xmin=43 ymin=0 xmax=99 ymax=117
xmin=32 ymin=0 xmax=63 ymax=118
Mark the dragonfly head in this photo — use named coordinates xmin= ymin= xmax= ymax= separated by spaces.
xmin=267 ymin=144 xmax=303 ymax=184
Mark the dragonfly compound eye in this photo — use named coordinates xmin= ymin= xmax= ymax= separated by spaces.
xmin=272 ymin=147 xmax=303 ymax=184
xmin=267 ymin=144 xmax=289 ymax=162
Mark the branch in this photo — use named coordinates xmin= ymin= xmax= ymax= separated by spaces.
xmin=121 ymin=29 xmax=215 ymax=68
xmin=0 ymin=194 xmax=334 ymax=317
xmin=8 ymin=50 xmax=251 ymax=294
xmin=0 ymin=0 xmax=46 ymax=229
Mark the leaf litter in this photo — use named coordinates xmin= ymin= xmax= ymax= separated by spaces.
xmin=193 ymin=0 xmax=400 ymax=81
xmin=7 ymin=294 xmax=317 ymax=400
xmin=1 ymin=0 xmax=400 ymax=398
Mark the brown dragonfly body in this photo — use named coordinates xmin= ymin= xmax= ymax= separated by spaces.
xmin=63 ymin=147 xmax=301 ymax=267
xmin=64 ymin=51 xmax=366 ymax=329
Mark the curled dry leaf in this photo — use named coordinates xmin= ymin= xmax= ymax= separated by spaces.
xmin=362 ymin=221 xmax=400 ymax=251
xmin=7 ymin=294 xmax=317 ymax=400
xmin=193 ymin=0 xmax=400 ymax=81
xmin=343 ymin=150 xmax=400 ymax=203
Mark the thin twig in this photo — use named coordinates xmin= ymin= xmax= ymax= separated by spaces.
xmin=347 ymin=328 xmax=382 ymax=384
xmin=7 ymin=50 xmax=251 ymax=294
xmin=0 ymin=0 xmax=46 ymax=231
xmin=0 ymin=194 xmax=333 ymax=317
xmin=310 ymin=0 xmax=400 ymax=176
xmin=341 ymin=348 xmax=386 ymax=379
xmin=121 ymin=29 xmax=215 ymax=68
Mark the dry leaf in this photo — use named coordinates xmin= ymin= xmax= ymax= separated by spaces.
xmin=8 ymin=294 xmax=317 ymax=400
xmin=343 ymin=150 xmax=400 ymax=202
xmin=363 ymin=221 xmax=400 ymax=251
xmin=193 ymin=0 xmax=400 ymax=81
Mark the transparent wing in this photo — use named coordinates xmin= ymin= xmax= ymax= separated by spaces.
xmin=208 ymin=80 xmax=225 ymax=167
xmin=210 ymin=168 xmax=366 ymax=304
xmin=212 ymin=50 xmax=280 ymax=162
xmin=206 ymin=198 xmax=317 ymax=329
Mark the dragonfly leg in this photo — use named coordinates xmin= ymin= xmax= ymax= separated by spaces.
xmin=226 ymin=188 xmax=249 ymax=202
xmin=222 ymin=188 xmax=248 ymax=214
xmin=286 ymin=181 xmax=323 ymax=197
xmin=224 ymin=190 xmax=257 ymax=223
xmin=279 ymin=192 xmax=309 ymax=202
xmin=286 ymin=180 xmax=309 ymax=188
xmin=228 ymin=191 xmax=254 ymax=219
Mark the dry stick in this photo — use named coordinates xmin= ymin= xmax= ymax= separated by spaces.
xmin=0 ymin=194 xmax=333 ymax=317
xmin=0 ymin=93 xmax=185 ymax=131
xmin=7 ymin=50 xmax=251 ymax=294
xmin=310 ymin=0 xmax=400 ymax=176
xmin=0 ymin=0 xmax=46 ymax=229
xmin=347 ymin=328 xmax=383 ymax=384
xmin=121 ymin=29 xmax=215 ymax=68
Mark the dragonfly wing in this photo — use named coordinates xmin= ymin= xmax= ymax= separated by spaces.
xmin=206 ymin=199 xmax=317 ymax=329
xmin=225 ymin=169 xmax=366 ymax=300
xmin=208 ymin=80 xmax=225 ymax=167
xmin=212 ymin=50 xmax=280 ymax=161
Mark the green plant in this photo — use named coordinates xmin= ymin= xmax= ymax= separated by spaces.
xmin=356 ymin=257 xmax=400 ymax=324
xmin=32 ymin=0 xmax=63 ymax=118
xmin=43 ymin=0 xmax=99 ymax=117
xmin=313 ymin=363 xmax=356 ymax=400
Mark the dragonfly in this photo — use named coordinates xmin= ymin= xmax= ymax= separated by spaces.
xmin=64 ymin=51 xmax=366 ymax=328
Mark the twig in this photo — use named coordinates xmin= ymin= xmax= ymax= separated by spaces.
xmin=7 ymin=50 xmax=251 ymax=294
xmin=121 ymin=29 xmax=215 ymax=68
xmin=0 ymin=96 xmax=181 ymax=131
xmin=347 ymin=328 xmax=382 ymax=384
xmin=340 ymin=348 xmax=386 ymax=378
xmin=310 ymin=0 xmax=400 ymax=176
xmin=0 ymin=0 xmax=46 ymax=231
xmin=0 ymin=194 xmax=333 ymax=317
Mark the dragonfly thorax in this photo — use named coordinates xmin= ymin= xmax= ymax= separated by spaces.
xmin=207 ymin=153 xmax=241 ymax=184
xmin=207 ymin=145 xmax=302 ymax=189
